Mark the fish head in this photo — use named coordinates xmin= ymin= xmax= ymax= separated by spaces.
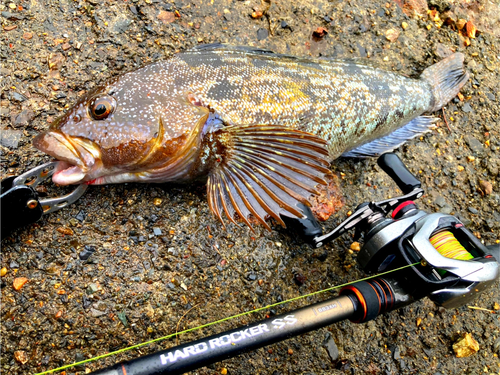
xmin=34 ymin=75 xmax=209 ymax=186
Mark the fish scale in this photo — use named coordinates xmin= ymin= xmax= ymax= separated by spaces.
xmin=33 ymin=44 xmax=468 ymax=230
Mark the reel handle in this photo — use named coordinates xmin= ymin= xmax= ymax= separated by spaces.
xmin=377 ymin=153 xmax=421 ymax=194
xmin=281 ymin=203 xmax=323 ymax=244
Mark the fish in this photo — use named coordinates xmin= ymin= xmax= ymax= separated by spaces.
xmin=33 ymin=44 xmax=468 ymax=230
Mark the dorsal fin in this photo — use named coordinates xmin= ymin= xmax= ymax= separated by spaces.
xmin=188 ymin=43 xmax=282 ymax=57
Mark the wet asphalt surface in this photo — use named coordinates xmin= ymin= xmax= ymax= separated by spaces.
xmin=1 ymin=0 xmax=499 ymax=374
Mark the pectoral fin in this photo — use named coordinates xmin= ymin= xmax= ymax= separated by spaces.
xmin=207 ymin=125 xmax=331 ymax=230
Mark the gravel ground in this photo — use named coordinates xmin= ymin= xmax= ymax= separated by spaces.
xmin=1 ymin=0 xmax=499 ymax=374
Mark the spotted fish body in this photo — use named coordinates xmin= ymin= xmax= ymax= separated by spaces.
xmin=34 ymin=44 xmax=468 ymax=229
xmin=173 ymin=47 xmax=433 ymax=158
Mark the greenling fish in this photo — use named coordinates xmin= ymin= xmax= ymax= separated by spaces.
xmin=33 ymin=44 xmax=468 ymax=230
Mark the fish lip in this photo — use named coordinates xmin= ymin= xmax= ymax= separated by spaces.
xmin=33 ymin=131 xmax=97 ymax=185
xmin=52 ymin=161 xmax=87 ymax=185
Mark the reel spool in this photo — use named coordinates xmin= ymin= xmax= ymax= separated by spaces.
xmin=429 ymin=230 xmax=473 ymax=261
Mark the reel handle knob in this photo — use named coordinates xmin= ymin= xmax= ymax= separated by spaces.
xmin=377 ymin=153 xmax=421 ymax=194
xmin=280 ymin=203 xmax=323 ymax=245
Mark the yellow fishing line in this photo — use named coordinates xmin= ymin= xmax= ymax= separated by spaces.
xmin=430 ymin=230 xmax=473 ymax=260
xmin=34 ymin=262 xmax=420 ymax=375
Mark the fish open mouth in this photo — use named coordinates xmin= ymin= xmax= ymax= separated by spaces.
xmin=52 ymin=161 xmax=87 ymax=185
xmin=33 ymin=131 xmax=99 ymax=185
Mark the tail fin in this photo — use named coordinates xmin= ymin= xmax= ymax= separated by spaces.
xmin=420 ymin=53 xmax=469 ymax=112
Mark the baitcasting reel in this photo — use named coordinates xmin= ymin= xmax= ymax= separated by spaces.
xmin=282 ymin=153 xmax=499 ymax=310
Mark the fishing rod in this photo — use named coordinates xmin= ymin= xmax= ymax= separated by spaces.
xmin=83 ymin=153 xmax=498 ymax=375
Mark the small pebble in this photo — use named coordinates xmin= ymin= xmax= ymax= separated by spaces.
xmin=220 ymin=368 xmax=227 ymax=375
xmin=257 ymin=27 xmax=268 ymax=40
xmin=393 ymin=345 xmax=401 ymax=360
xmin=466 ymin=21 xmax=476 ymax=39
xmin=1 ymin=130 xmax=22 ymax=148
xmin=11 ymin=92 xmax=26 ymax=102
xmin=287 ymin=348 xmax=293 ymax=355
xmin=462 ymin=102 xmax=472 ymax=113
xmin=401 ymin=21 xmax=408 ymax=30
xmin=456 ymin=19 xmax=466 ymax=30
xmin=385 ymin=28 xmax=400 ymax=42
xmin=153 ymin=198 xmax=163 ymax=206
xmin=0 ymin=267 xmax=7 ymax=277
xmin=23 ymin=32 xmax=33 ymax=39
xmin=13 ymin=277 xmax=28 ymax=291
xmin=251 ymin=11 xmax=263 ymax=19
xmin=323 ymin=333 xmax=339 ymax=361
xmin=468 ymin=207 xmax=478 ymax=214
xmin=57 ymin=226 xmax=74 ymax=235
xmin=293 ymin=273 xmax=306 ymax=286
xmin=79 ymin=245 xmax=95 ymax=261
xmin=350 ymin=242 xmax=361 ymax=251
xmin=87 ymin=283 xmax=98 ymax=294
xmin=479 ymin=180 xmax=493 ymax=195
xmin=117 ymin=311 xmax=128 ymax=327
xmin=453 ymin=333 xmax=479 ymax=358
xmin=313 ymin=27 xmax=328 ymax=38
xmin=48 ymin=52 xmax=65 ymax=70
xmin=14 ymin=351 xmax=28 ymax=364
xmin=76 ymin=210 xmax=86 ymax=222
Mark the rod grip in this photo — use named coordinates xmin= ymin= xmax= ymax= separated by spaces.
xmin=377 ymin=153 xmax=421 ymax=194
xmin=340 ymin=278 xmax=415 ymax=323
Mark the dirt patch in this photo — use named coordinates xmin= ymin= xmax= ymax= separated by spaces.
xmin=1 ymin=1 xmax=499 ymax=375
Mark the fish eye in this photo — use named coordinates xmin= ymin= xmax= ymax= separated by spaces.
xmin=89 ymin=96 xmax=116 ymax=120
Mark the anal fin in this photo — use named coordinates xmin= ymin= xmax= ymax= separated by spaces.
xmin=341 ymin=116 xmax=438 ymax=158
